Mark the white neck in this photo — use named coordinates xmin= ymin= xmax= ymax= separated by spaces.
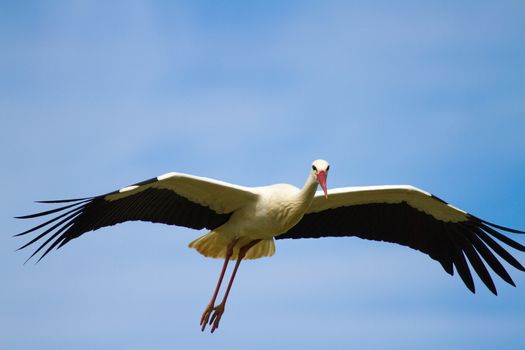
xmin=300 ymin=172 xmax=319 ymax=203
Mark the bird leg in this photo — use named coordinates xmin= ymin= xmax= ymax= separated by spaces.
xmin=208 ymin=239 xmax=261 ymax=333
xmin=200 ymin=239 xmax=238 ymax=331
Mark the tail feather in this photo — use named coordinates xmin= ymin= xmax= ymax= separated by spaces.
xmin=189 ymin=231 xmax=229 ymax=259
xmin=244 ymin=239 xmax=275 ymax=260
xmin=189 ymin=231 xmax=275 ymax=260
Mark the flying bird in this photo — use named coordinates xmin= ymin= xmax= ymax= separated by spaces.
xmin=15 ymin=159 xmax=525 ymax=333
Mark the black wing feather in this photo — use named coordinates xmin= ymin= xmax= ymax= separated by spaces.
xmin=278 ymin=201 xmax=524 ymax=294
xmin=16 ymin=188 xmax=231 ymax=262
xmin=14 ymin=204 xmax=87 ymax=237
xmin=460 ymin=225 xmax=515 ymax=287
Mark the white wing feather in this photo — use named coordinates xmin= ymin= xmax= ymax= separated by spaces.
xmin=105 ymin=172 xmax=257 ymax=214
xmin=307 ymin=185 xmax=469 ymax=223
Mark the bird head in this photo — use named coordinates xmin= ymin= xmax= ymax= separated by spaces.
xmin=311 ymin=159 xmax=330 ymax=199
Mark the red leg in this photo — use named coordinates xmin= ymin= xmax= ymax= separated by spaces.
xmin=209 ymin=239 xmax=261 ymax=333
xmin=200 ymin=239 xmax=237 ymax=331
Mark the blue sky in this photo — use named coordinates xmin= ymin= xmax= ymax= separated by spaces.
xmin=1 ymin=1 xmax=525 ymax=349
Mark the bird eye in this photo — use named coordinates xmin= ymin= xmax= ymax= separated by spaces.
xmin=312 ymin=165 xmax=317 ymax=171
xmin=326 ymin=165 xmax=330 ymax=171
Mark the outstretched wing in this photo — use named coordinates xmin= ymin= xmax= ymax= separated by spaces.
xmin=278 ymin=185 xmax=525 ymax=295
xmin=16 ymin=172 xmax=257 ymax=262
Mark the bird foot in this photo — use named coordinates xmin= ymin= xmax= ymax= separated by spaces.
xmin=209 ymin=303 xmax=225 ymax=333
xmin=200 ymin=303 xmax=226 ymax=333
xmin=200 ymin=303 xmax=214 ymax=331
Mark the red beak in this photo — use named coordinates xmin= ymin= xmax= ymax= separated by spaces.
xmin=316 ymin=171 xmax=328 ymax=199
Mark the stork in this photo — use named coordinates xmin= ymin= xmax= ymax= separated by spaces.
xmin=15 ymin=159 xmax=525 ymax=333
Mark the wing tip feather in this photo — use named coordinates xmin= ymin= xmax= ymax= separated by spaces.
xmin=480 ymin=219 xmax=525 ymax=234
